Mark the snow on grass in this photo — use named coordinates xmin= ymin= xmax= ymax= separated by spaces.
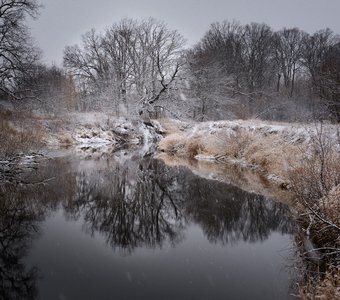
xmin=161 ymin=118 xmax=339 ymax=147
xmin=42 ymin=112 xmax=162 ymax=152
xmin=157 ymin=118 xmax=340 ymax=187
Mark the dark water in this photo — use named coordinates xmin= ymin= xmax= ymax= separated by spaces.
xmin=0 ymin=150 xmax=296 ymax=300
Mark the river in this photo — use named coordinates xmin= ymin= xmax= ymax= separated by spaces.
xmin=0 ymin=148 xmax=297 ymax=299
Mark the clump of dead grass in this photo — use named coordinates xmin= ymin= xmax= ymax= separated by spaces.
xmin=313 ymin=267 xmax=340 ymax=300
xmin=288 ymin=132 xmax=340 ymax=232
xmin=289 ymin=146 xmax=340 ymax=246
xmin=158 ymin=125 xmax=299 ymax=183
xmin=289 ymin=132 xmax=340 ymax=206
xmin=322 ymin=185 xmax=340 ymax=227
xmin=58 ymin=133 xmax=75 ymax=145
xmin=158 ymin=133 xmax=207 ymax=157
xmin=157 ymin=118 xmax=192 ymax=135
xmin=288 ymin=126 xmax=340 ymax=299
xmin=222 ymin=130 xmax=255 ymax=159
xmin=0 ymin=111 xmax=46 ymax=158
xmin=299 ymin=267 xmax=340 ymax=300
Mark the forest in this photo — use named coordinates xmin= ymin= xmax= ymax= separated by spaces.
xmin=0 ymin=2 xmax=339 ymax=123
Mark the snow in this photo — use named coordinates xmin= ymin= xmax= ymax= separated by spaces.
xmin=0 ymin=100 xmax=14 ymax=110
xmin=182 ymin=119 xmax=339 ymax=147
xmin=23 ymin=111 xmax=339 ymax=162
xmin=43 ymin=112 xmax=162 ymax=153
xmin=140 ymin=123 xmax=153 ymax=153
xmin=180 ymin=92 xmax=187 ymax=101
xmin=194 ymin=154 xmax=217 ymax=161
xmin=74 ymin=129 xmax=116 ymax=146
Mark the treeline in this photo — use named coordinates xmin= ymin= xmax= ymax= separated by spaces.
xmin=60 ymin=19 xmax=340 ymax=122
xmin=0 ymin=1 xmax=41 ymax=100
xmin=0 ymin=1 xmax=339 ymax=122
xmin=187 ymin=21 xmax=340 ymax=121
xmin=0 ymin=0 xmax=76 ymax=114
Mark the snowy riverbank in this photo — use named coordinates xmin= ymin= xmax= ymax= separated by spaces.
xmin=45 ymin=112 xmax=164 ymax=151
xmin=157 ymin=118 xmax=340 ymax=185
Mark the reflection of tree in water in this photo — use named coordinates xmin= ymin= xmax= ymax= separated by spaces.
xmin=0 ymin=158 xmax=76 ymax=299
xmin=182 ymin=174 xmax=295 ymax=244
xmin=63 ymin=158 xmax=186 ymax=253
xmin=62 ymin=156 xmax=294 ymax=252
xmin=0 ymin=154 xmax=296 ymax=298
xmin=0 ymin=189 xmax=43 ymax=300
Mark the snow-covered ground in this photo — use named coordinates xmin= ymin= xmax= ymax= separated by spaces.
xmin=164 ymin=118 xmax=340 ymax=148
xmin=157 ymin=118 xmax=340 ymax=189
xmin=45 ymin=112 xmax=163 ymax=153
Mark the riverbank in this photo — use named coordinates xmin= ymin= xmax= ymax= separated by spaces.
xmin=156 ymin=118 xmax=340 ymax=299
xmin=1 ymin=111 xmax=339 ymax=298
xmin=157 ymin=118 xmax=338 ymax=184
xmin=0 ymin=110 xmax=163 ymax=183
xmin=0 ymin=110 xmax=163 ymax=159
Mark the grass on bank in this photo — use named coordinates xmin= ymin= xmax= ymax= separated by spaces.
xmin=157 ymin=118 xmax=340 ymax=299
xmin=0 ymin=110 xmax=46 ymax=158
xmin=157 ymin=120 xmax=303 ymax=182
xmin=289 ymin=125 xmax=340 ymax=300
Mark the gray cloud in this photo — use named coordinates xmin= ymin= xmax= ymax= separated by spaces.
xmin=29 ymin=0 xmax=340 ymax=65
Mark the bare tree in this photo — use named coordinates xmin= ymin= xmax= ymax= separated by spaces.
xmin=272 ymin=28 xmax=307 ymax=96
xmin=63 ymin=18 xmax=185 ymax=116
xmin=17 ymin=64 xmax=77 ymax=113
xmin=102 ymin=18 xmax=136 ymax=106
xmin=64 ymin=29 xmax=109 ymax=93
xmin=316 ymin=42 xmax=340 ymax=121
xmin=137 ymin=19 xmax=185 ymax=105
xmin=301 ymin=29 xmax=340 ymax=121
xmin=241 ymin=22 xmax=274 ymax=92
xmin=185 ymin=21 xmax=338 ymax=121
xmin=0 ymin=0 xmax=41 ymax=99
xmin=301 ymin=29 xmax=335 ymax=85
xmin=185 ymin=21 xmax=276 ymax=120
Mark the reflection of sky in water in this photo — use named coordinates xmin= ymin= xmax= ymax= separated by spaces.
xmin=27 ymin=212 xmax=293 ymax=300
xmin=1 ymin=151 xmax=296 ymax=300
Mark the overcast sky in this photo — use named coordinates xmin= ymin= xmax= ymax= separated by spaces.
xmin=28 ymin=0 xmax=340 ymax=66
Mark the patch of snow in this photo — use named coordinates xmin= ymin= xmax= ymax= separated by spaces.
xmin=180 ymin=92 xmax=187 ymax=101
xmin=178 ymin=119 xmax=339 ymax=149
xmin=194 ymin=154 xmax=217 ymax=161
xmin=139 ymin=123 xmax=154 ymax=154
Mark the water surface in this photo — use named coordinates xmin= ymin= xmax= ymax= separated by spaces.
xmin=0 ymin=149 xmax=296 ymax=299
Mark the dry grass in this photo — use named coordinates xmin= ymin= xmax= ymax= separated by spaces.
xmin=288 ymin=144 xmax=340 ymax=249
xmin=218 ymin=130 xmax=255 ymax=159
xmin=289 ymin=129 xmax=340 ymax=202
xmin=313 ymin=267 xmax=340 ymax=300
xmin=322 ymin=185 xmax=340 ymax=227
xmin=287 ymin=129 xmax=340 ymax=299
xmin=288 ymin=129 xmax=340 ymax=228
xmin=157 ymin=123 xmax=301 ymax=185
xmin=58 ymin=132 xmax=75 ymax=145
xmin=299 ymin=267 xmax=340 ymax=300
xmin=157 ymin=118 xmax=192 ymax=134
xmin=0 ymin=111 xmax=46 ymax=158
xmin=158 ymin=118 xmax=340 ymax=299
xmin=158 ymin=133 xmax=212 ymax=158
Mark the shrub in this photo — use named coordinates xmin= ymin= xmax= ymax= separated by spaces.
xmin=0 ymin=112 xmax=46 ymax=158
xmin=288 ymin=123 xmax=340 ymax=299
